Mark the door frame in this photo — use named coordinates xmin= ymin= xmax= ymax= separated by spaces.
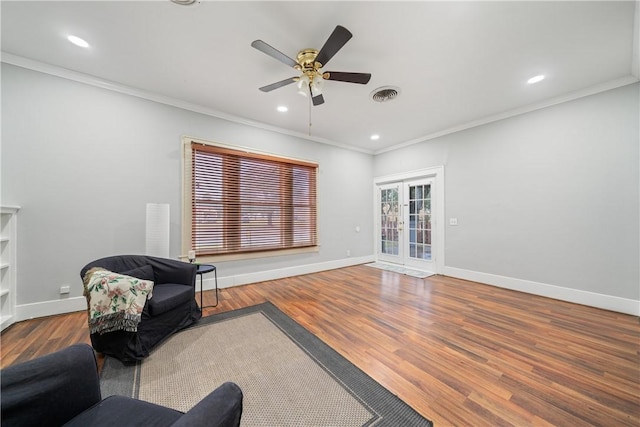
xmin=373 ymin=166 xmax=445 ymax=274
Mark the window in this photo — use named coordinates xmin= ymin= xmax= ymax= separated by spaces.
xmin=187 ymin=141 xmax=317 ymax=257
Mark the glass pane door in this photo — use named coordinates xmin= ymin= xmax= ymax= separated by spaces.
xmin=378 ymin=184 xmax=401 ymax=262
xmin=403 ymin=179 xmax=433 ymax=270
xmin=407 ymin=182 xmax=431 ymax=261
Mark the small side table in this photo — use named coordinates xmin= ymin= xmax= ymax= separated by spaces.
xmin=195 ymin=264 xmax=218 ymax=308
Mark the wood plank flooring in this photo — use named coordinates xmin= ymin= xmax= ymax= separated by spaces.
xmin=1 ymin=265 xmax=639 ymax=426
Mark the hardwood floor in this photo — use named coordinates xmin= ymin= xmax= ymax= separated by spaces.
xmin=2 ymin=265 xmax=639 ymax=426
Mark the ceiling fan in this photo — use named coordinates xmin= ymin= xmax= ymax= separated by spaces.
xmin=251 ymin=25 xmax=372 ymax=106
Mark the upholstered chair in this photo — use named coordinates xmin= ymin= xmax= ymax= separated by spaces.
xmin=80 ymin=255 xmax=201 ymax=362
xmin=1 ymin=344 xmax=243 ymax=427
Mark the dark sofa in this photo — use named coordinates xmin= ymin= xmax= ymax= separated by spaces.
xmin=0 ymin=344 xmax=243 ymax=427
xmin=80 ymin=255 xmax=202 ymax=362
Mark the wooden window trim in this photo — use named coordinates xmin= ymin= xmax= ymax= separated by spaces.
xmin=183 ymin=138 xmax=318 ymax=260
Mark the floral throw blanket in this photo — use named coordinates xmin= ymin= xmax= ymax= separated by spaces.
xmin=82 ymin=267 xmax=154 ymax=335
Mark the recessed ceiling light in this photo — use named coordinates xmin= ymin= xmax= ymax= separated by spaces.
xmin=370 ymin=134 xmax=380 ymax=140
xmin=527 ymin=75 xmax=545 ymax=84
xmin=277 ymin=106 xmax=288 ymax=113
xmin=67 ymin=35 xmax=89 ymax=48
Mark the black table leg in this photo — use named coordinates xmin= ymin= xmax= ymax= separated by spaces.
xmin=196 ymin=264 xmax=218 ymax=309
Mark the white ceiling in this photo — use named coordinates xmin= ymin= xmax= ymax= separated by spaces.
xmin=1 ymin=1 xmax=638 ymax=154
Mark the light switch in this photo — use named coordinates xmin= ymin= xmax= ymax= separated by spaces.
xmin=449 ymin=218 xmax=458 ymax=226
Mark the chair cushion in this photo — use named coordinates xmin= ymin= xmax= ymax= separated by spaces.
xmin=147 ymin=284 xmax=193 ymax=316
xmin=122 ymin=264 xmax=155 ymax=282
xmin=63 ymin=395 xmax=183 ymax=427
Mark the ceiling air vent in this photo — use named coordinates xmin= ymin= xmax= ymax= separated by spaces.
xmin=370 ymin=86 xmax=400 ymax=103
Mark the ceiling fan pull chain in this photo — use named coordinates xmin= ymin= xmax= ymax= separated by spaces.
xmin=308 ymin=95 xmax=312 ymax=136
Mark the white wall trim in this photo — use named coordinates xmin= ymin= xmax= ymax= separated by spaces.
xmin=13 ymin=256 xmax=376 ymax=321
xmin=632 ymin=0 xmax=639 ymax=78
xmin=201 ymin=255 xmax=375 ymax=290
xmin=443 ymin=266 xmax=640 ymax=316
xmin=373 ymin=166 xmax=444 ymax=185
xmin=13 ymin=258 xmax=637 ymax=320
xmin=5 ymin=52 xmax=637 ymax=158
xmin=15 ymin=297 xmax=87 ymax=322
xmin=0 ymin=52 xmax=373 ymax=155
xmin=374 ymin=75 xmax=640 ymax=155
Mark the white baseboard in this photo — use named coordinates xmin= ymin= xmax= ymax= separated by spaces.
xmin=14 ymin=256 xmax=376 ymax=321
xmin=18 ymin=258 xmax=632 ymax=321
xmin=15 ymin=296 xmax=87 ymax=322
xmin=443 ymin=266 xmax=640 ymax=316
xmin=200 ymin=255 xmax=375 ymax=291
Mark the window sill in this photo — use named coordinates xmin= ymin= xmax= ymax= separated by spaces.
xmin=193 ymin=245 xmax=320 ymax=264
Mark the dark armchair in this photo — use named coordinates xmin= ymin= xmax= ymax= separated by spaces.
xmin=80 ymin=255 xmax=201 ymax=362
xmin=0 ymin=344 xmax=243 ymax=427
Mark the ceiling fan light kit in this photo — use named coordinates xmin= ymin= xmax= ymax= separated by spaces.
xmin=252 ymin=25 xmax=372 ymax=107
xmin=296 ymin=75 xmax=310 ymax=97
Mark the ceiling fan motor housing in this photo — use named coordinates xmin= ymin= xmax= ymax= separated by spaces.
xmin=296 ymin=49 xmax=322 ymax=73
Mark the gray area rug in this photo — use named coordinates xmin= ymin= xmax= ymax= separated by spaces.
xmin=101 ymin=302 xmax=432 ymax=427
xmin=365 ymin=262 xmax=435 ymax=279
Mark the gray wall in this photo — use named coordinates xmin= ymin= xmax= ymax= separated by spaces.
xmin=374 ymin=83 xmax=640 ymax=300
xmin=2 ymin=62 xmax=638 ymax=310
xmin=1 ymin=63 xmax=374 ymax=305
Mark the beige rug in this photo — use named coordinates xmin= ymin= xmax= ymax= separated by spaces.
xmin=101 ymin=302 xmax=433 ymax=427
xmin=137 ymin=312 xmax=372 ymax=426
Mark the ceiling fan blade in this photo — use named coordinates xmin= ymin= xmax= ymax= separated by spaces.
xmin=324 ymin=71 xmax=371 ymax=84
xmin=312 ymin=93 xmax=325 ymax=106
xmin=315 ymin=25 xmax=352 ymax=67
xmin=259 ymin=77 xmax=297 ymax=92
xmin=251 ymin=40 xmax=298 ymax=68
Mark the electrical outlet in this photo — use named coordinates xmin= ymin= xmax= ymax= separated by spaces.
xmin=346 ymin=250 xmax=351 ymax=257
xmin=59 ymin=285 xmax=70 ymax=294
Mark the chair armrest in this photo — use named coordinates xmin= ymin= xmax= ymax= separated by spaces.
xmin=0 ymin=344 xmax=101 ymax=427
xmin=146 ymin=256 xmax=197 ymax=287
xmin=170 ymin=382 xmax=243 ymax=427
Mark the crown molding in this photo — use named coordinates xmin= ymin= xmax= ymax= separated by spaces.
xmin=3 ymin=52 xmax=636 ymax=158
xmin=0 ymin=52 xmax=374 ymax=155
xmin=375 ymin=75 xmax=639 ymax=155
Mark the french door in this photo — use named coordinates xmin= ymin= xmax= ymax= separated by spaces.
xmin=378 ymin=179 xmax=434 ymax=271
xmin=379 ymin=183 xmax=401 ymax=261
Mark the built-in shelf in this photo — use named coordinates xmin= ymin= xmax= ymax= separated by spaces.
xmin=1 ymin=206 xmax=19 ymax=331
xmin=1 ymin=314 xmax=14 ymax=331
